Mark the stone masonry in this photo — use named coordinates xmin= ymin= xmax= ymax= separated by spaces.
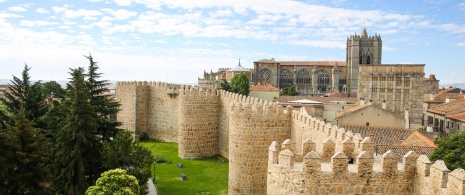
xmin=116 ymin=81 xmax=465 ymax=195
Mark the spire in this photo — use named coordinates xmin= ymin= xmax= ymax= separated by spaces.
xmin=361 ymin=28 xmax=368 ymax=38
xmin=238 ymin=59 xmax=241 ymax=66
xmin=334 ymin=61 xmax=338 ymax=70
xmin=312 ymin=62 xmax=317 ymax=73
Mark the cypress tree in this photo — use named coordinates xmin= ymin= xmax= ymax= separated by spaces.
xmin=84 ymin=54 xmax=121 ymax=142
xmin=5 ymin=109 xmax=50 ymax=194
xmin=52 ymin=68 xmax=101 ymax=194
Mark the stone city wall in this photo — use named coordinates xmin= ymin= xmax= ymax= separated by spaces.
xmin=178 ymin=88 xmax=220 ymax=159
xmin=268 ymin=138 xmax=465 ymax=195
xmin=228 ymin=100 xmax=292 ymax=195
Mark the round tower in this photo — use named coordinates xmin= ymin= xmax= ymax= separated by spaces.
xmin=228 ymin=102 xmax=291 ymax=194
xmin=178 ymin=88 xmax=220 ymax=159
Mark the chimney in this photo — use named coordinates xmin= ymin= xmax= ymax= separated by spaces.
xmin=404 ymin=108 xmax=410 ymax=129
xmin=446 ymin=98 xmax=450 ymax=103
xmin=382 ymin=100 xmax=386 ymax=109
xmin=360 ymin=98 xmax=365 ymax=105
xmin=430 ymin=93 xmax=435 ymax=101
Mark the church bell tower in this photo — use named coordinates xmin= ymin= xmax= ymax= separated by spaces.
xmin=346 ymin=28 xmax=382 ymax=94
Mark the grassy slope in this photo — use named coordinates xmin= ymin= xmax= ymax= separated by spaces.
xmin=140 ymin=140 xmax=228 ymax=195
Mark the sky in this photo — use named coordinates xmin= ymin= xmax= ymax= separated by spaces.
xmin=0 ymin=0 xmax=464 ymax=85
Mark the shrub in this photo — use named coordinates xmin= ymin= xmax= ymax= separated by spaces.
xmin=154 ymin=156 xmax=167 ymax=163
xmin=139 ymin=132 xmax=150 ymax=141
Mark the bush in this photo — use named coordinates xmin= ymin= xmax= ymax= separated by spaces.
xmin=139 ymin=132 xmax=150 ymax=141
xmin=154 ymin=156 xmax=167 ymax=163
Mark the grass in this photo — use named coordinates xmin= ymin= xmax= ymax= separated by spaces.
xmin=140 ymin=140 xmax=229 ymax=195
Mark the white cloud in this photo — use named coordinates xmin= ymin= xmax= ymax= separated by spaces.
xmin=436 ymin=23 xmax=465 ymax=34
xmin=209 ymin=9 xmax=233 ymax=17
xmin=114 ymin=0 xmax=133 ymax=6
xmin=101 ymin=8 xmax=137 ymax=20
xmin=8 ymin=6 xmax=26 ymax=12
xmin=457 ymin=2 xmax=465 ymax=10
xmin=19 ymin=20 xmax=58 ymax=27
xmin=63 ymin=9 xmax=103 ymax=20
xmin=457 ymin=42 xmax=465 ymax=47
xmin=35 ymin=8 xmax=49 ymax=13
xmin=52 ymin=6 xmax=67 ymax=13
xmin=0 ymin=0 xmax=6 ymax=3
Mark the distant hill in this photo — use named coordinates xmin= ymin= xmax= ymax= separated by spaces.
xmin=440 ymin=83 xmax=465 ymax=90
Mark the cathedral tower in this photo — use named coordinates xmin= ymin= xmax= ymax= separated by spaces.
xmin=346 ymin=28 xmax=382 ymax=93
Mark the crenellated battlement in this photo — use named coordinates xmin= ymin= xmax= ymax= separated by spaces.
xmin=268 ymin=139 xmax=465 ymax=195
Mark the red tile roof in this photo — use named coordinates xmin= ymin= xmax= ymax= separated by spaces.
xmin=400 ymin=130 xmax=436 ymax=147
xmin=339 ymin=124 xmax=415 ymax=145
xmin=427 ymin=99 xmax=465 ymax=115
xmin=447 ymin=112 xmax=465 ymax=122
xmin=274 ymin=96 xmax=357 ymax=104
xmin=250 ymin=82 xmax=280 ymax=92
xmin=336 ymin=103 xmax=372 ymax=118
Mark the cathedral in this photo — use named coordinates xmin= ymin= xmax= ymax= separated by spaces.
xmin=199 ymin=28 xmax=439 ymax=128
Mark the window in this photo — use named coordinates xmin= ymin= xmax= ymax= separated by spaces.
xmin=381 ymin=77 xmax=386 ymax=81
xmin=280 ymin=69 xmax=293 ymax=85
xmin=296 ymin=69 xmax=311 ymax=84
xmin=317 ymin=70 xmax=330 ymax=85
xmin=396 ymin=77 xmax=402 ymax=85
xmin=404 ymin=77 xmax=410 ymax=87
xmin=367 ymin=56 xmax=371 ymax=64
xmin=260 ymin=69 xmax=272 ymax=82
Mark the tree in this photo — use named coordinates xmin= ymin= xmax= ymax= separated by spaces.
xmin=102 ymin=131 xmax=154 ymax=194
xmin=85 ymin=54 xmax=121 ymax=142
xmin=230 ymin=72 xmax=250 ymax=96
xmin=2 ymin=110 xmax=51 ymax=194
xmin=430 ymin=133 xmax=465 ymax=170
xmin=219 ymin=79 xmax=231 ymax=91
xmin=0 ymin=64 xmax=47 ymax=129
xmin=52 ymin=68 xmax=101 ymax=194
xmin=41 ymin=81 xmax=66 ymax=99
xmin=86 ymin=169 xmax=140 ymax=195
xmin=281 ymin=85 xmax=299 ymax=96
xmin=39 ymin=100 xmax=64 ymax=137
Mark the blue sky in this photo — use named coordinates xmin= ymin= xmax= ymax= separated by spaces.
xmin=0 ymin=0 xmax=464 ymax=84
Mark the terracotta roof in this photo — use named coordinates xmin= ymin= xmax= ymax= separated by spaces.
xmin=336 ymin=103 xmax=372 ymax=118
xmin=375 ymin=145 xmax=435 ymax=161
xmin=326 ymin=92 xmax=357 ymax=98
xmin=427 ymin=99 xmax=465 ymax=115
xmin=433 ymin=93 xmax=465 ymax=102
xmin=339 ymin=124 xmax=415 ymax=145
xmin=274 ymin=96 xmax=357 ymax=104
xmin=400 ymin=130 xmax=436 ymax=147
xmin=447 ymin=112 xmax=465 ymax=122
xmin=277 ymin=61 xmax=346 ymax=67
xmin=250 ymin=82 xmax=280 ymax=92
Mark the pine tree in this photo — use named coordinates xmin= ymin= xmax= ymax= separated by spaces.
xmin=84 ymin=54 xmax=121 ymax=142
xmin=4 ymin=109 xmax=50 ymax=194
xmin=0 ymin=64 xmax=46 ymax=129
xmin=52 ymin=68 xmax=101 ymax=194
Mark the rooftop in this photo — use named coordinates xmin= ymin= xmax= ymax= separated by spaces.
xmin=339 ymin=124 xmax=415 ymax=145
xmin=250 ymin=82 xmax=279 ymax=92
xmin=427 ymin=99 xmax=465 ymax=115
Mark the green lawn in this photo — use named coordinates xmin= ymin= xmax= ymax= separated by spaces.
xmin=140 ymin=140 xmax=229 ymax=195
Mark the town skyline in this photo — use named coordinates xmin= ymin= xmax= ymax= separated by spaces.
xmin=1 ymin=0 xmax=464 ymax=84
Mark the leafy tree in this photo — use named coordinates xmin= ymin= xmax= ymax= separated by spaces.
xmin=430 ymin=133 xmax=465 ymax=170
xmin=2 ymin=109 xmax=50 ymax=194
xmin=41 ymin=80 xmax=66 ymax=99
xmin=219 ymin=79 xmax=231 ymax=91
xmin=0 ymin=122 xmax=14 ymax=194
xmin=0 ymin=64 xmax=47 ymax=129
xmin=281 ymin=85 xmax=299 ymax=96
xmin=230 ymin=72 xmax=250 ymax=96
xmin=102 ymin=131 xmax=154 ymax=194
xmin=85 ymin=54 xmax=121 ymax=142
xmin=86 ymin=168 xmax=140 ymax=195
xmin=52 ymin=68 xmax=101 ymax=194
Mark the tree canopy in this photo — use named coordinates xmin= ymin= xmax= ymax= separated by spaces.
xmin=430 ymin=133 xmax=465 ymax=170
xmin=86 ymin=169 xmax=140 ymax=195
xmin=230 ymin=72 xmax=250 ymax=96
xmin=52 ymin=67 xmax=101 ymax=194
xmin=281 ymin=85 xmax=299 ymax=96
xmin=102 ymin=131 xmax=154 ymax=193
